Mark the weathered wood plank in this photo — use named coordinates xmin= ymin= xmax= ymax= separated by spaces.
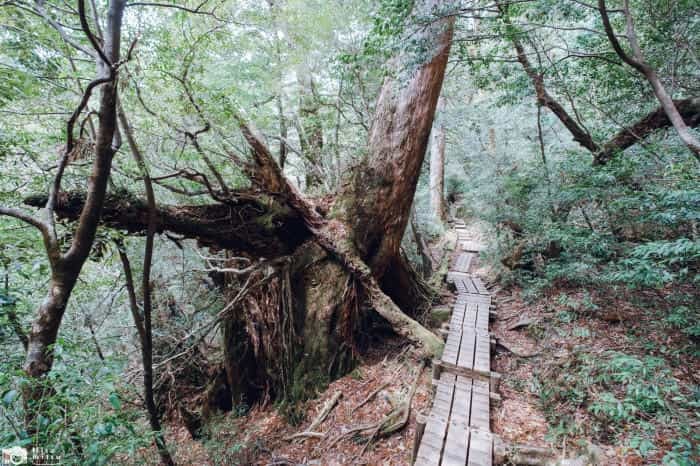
xmin=457 ymin=295 xmax=491 ymax=305
xmin=464 ymin=303 xmax=478 ymax=328
xmin=469 ymin=379 xmax=490 ymax=431
xmin=475 ymin=303 xmax=489 ymax=332
xmin=461 ymin=240 xmax=485 ymax=252
xmin=442 ymin=424 xmax=469 ymax=466
xmin=473 ymin=276 xmax=489 ymax=295
xmin=467 ymin=430 xmax=492 ymax=466
xmin=474 ymin=333 xmax=490 ymax=373
xmin=457 ymin=329 xmax=476 ymax=370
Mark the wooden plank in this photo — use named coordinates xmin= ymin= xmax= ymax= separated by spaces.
xmin=416 ymin=378 xmax=455 ymax=465
xmin=469 ymin=379 xmax=490 ymax=431
xmin=461 ymin=241 xmax=485 ymax=252
xmin=472 ymin=276 xmax=489 ymax=295
xmin=453 ymin=253 xmax=473 ymax=273
xmin=463 ymin=253 xmax=473 ymax=272
xmin=436 ymin=360 xmax=499 ymax=385
xmin=442 ymin=329 xmax=461 ymax=365
xmin=447 ymin=271 xmax=469 ymax=283
xmin=465 ymin=277 xmax=479 ymax=294
xmin=463 ymin=303 xmax=478 ymax=328
xmin=415 ymin=432 xmax=444 ymax=465
xmin=475 ymin=303 xmax=489 ymax=332
xmin=442 ymin=424 xmax=469 ymax=466
xmin=459 ymin=295 xmax=491 ymax=305
xmin=457 ymin=328 xmax=476 ymax=370
xmin=440 ymin=373 xmax=470 ymax=466
xmin=474 ymin=333 xmax=490 ymax=373
xmin=467 ymin=430 xmax=492 ymax=466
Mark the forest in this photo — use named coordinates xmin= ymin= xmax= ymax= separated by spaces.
xmin=0 ymin=0 xmax=698 ymax=464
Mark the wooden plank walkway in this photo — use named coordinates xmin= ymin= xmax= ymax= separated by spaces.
xmin=414 ymin=221 xmax=496 ymax=466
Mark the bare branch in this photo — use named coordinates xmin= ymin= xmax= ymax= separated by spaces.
xmin=0 ymin=206 xmax=49 ymax=235
xmin=33 ymin=0 xmax=96 ymax=57
xmin=77 ymin=0 xmax=112 ymax=67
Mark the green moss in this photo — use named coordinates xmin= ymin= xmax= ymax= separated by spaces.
xmin=430 ymin=306 xmax=451 ymax=326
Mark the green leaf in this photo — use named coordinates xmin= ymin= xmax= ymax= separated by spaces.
xmin=108 ymin=392 xmax=121 ymax=410
xmin=2 ymin=389 xmax=18 ymax=406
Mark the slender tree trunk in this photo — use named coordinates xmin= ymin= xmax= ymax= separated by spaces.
xmin=297 ymin=72 xmax=325 ymax=190
xmin=277 ymin=95 xmax=288 ymax=169
xmin=411 ymin=208 xmax=433 ymax=278
xmin=429 ymin=97 xmax=447 ymax=222
xmin=3 ymin=270 xmax=28 ymax=350
xmin=22 ymin=0 xmax=126 ymax=432
xmin=118 ymin=106 xmax=175 ymax=466
xmin=267 ymin=0 xmax=289 ymax=169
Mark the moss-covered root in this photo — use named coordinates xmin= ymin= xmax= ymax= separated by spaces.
xmin=368 ymin=282 xmax=444 ymax=359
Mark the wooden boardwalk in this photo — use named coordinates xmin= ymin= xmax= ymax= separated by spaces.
xmin=414 ymin=221 xmax=496 ymax=466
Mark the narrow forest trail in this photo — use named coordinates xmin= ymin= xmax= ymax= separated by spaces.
xmin=413 ymin=220 xmax=496 ymax=466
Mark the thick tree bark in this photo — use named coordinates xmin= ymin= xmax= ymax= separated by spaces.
xmin=338 ymin=0 xmax=455 ymax=280
xmin=429 ymin=97 xmax=447 ymax=222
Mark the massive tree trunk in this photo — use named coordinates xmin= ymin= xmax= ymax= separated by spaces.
xmin=430 ymin=97 xmax=447 ymax=222
xmin=337 ymin=0 xmax=454 ymax=281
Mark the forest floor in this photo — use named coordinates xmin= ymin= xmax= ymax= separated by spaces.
xmin=491 ymin=283 xmax=700 ymax=465
xmin=163 ymin=339 xmax=433 ymax=465
xmin=160 ymin=222 xmax=698 ymax=465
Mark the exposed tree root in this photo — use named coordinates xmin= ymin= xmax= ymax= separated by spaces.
xmin=331 ymin=361 xmax=426 ymax=459
xmin=372 ymin=360 xmax=424 ymax=436
xmin=494 ymin=437 xmax=558 ymax=466
xmin=351 ymin=382 xmax=389 ymax=413
xmin=285 ymin=391 xmax=342 ymax=442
